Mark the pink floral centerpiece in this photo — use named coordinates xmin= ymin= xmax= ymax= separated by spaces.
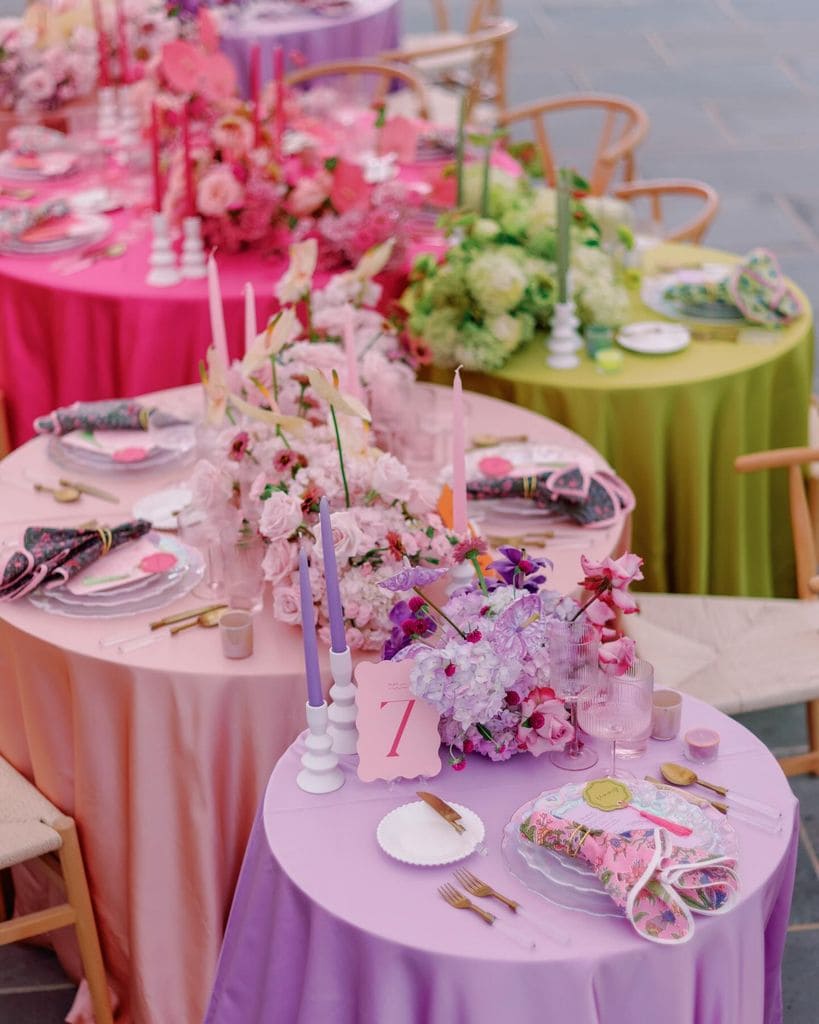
xmin=380 ymin=541 xmax=643 ymax=768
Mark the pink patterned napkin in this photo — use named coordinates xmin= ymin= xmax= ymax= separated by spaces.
xmin=520 ymin=808 xmax=739 ymax=943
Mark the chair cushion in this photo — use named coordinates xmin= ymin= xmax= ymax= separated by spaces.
xmin=0 ymin=756 xmax=63 ymax=869
xmin=626 ymin=593 xmax=819 ymax=715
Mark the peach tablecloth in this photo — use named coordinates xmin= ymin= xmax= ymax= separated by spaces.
xmin=0 ymin=383 xmax=629 ymax=1024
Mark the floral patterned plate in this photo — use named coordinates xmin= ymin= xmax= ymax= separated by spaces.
xmin=501 ymin=779 xmax=737 ymax=918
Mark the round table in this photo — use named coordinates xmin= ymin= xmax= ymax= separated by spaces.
xmin=217 ymin=0 xmax=401 ymax=98
xmin=423 ymin=244 xmax=814 ymax=599
xmin=0 ymin=384 xmax=627 ymax=1024
xmin=205 ymin=696 xmax=798 ymax=1024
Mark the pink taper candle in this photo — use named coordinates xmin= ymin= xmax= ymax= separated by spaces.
xmin=451 ymin=366 xmax=467 ymax=534
xmin=244 ymin=282 xmax=257 ymax=357
xmin=149 ymin=102 xmax=162 ymax=213
xmin=115 ymin=0 xmax=130 ymax=84
xmin=341 ymin=305 xmax=361 ymax=399
xmin=250 ymin=44 xmax=262 ymax=147
xmin=274 ymin=46 xmax=285 ymax=155
xmin=207 ymin=252 xmax=230 ymax=366
xmin=91 ymin=0 xmax=110 ymax=87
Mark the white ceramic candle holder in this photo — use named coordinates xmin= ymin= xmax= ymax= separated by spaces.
xmin=297 ymin=701 xmax=345 ymax=794
xmin=96 ymin=86 xmax=118 ymax=143
xmin=327 ymin=646 xmax=358 ymax=756
xmin=446 ymin=558 xmax=475 ymax=595
xmin=547 ymin=300 xmax=583 ymax=370
xmin=115 ymin=84 xmax=140 ymax=160
xmin=180 ymin=216 xmax=207 ymax=279
xmin=146 ymin=212 xmax=180 ymax=288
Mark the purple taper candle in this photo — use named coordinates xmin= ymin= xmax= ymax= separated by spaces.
xmin=319 ymin=495 xmax=347 ymax=653
xmin=298 ymin=548 xmax=324 ymax=707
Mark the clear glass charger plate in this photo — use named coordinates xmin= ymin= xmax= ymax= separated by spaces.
xmin=641 ymin=265 xmax=746 ymax=324
xmin=47 ymin=424 xmax=197 ymax=474
xmin=28 ymin=534 xmax=204 ymax=618
xmin=0 ymin=213 xmax=111 ymax=256
xmin=501 ymin=779 xmax=738 ymax=919
xmin=0 ymin=149 xmax=79 ymax=181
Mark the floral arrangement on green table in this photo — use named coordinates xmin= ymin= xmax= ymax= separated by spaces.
xmin=399 ymin=168 xmax=633 ymax=371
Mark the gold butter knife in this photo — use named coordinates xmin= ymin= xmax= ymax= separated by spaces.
xmin=417 ymin=791 xmax=466 ymax=834
xmin=59 ymin=478 xmax=120 ymax=504
xmin=148 ymin=603 xmax=227 ymax=631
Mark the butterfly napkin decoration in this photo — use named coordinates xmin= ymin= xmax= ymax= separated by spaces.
xmin=0 ymin=521 xmax=152 ymax=601
xmin=520 ymin=808 xmax=739 ymax=944
xmin=663 ymin=247 xmax=804 ymax=327
xmin=34 ymin=399 xmax=188 ymax=436
xmin=466 ymin=464 xmax=635 ymax=528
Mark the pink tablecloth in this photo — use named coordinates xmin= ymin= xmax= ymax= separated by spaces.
xmin=0 ymin=384 xmax=627 ymax=1024
xmin=218 ymin=0 xmax=401 ymax=97
xmin=206 ymin=696 xmax=798 ymax=1024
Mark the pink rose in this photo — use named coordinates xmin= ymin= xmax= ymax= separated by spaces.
xmin=598 ymin=635 xmax=637 ymax=675
xmin=196 ymin=165 xmax=244 ymax=217
xmin=212 ymin=114 xmax=254 ymax=157
xmin=517 ymin=696 xmax=573 ymax=756
xmin=286 ymin=171 xmax=332 ymax=217
xmin=272 ymin=583 xmax=302 ymax=625
xmin=19 ymin=67 xmax=55 ymax=103
xmin=262 ymin=538 xmax=297 ymax=585
xmin=259 ymin=491 xmax=303 ymax=540
xmin=314 ymin=508 xmax=366 ymax=565
xmin=371 ymin=453 xmax=410 ymax=503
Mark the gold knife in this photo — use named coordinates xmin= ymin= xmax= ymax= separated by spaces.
xmin=417 ymin=791 xmax=466 ymax=834
xmin=59 ymin=478 xmax=120 ymax=504
xmin=644 ymin=775 xmax=728 ymax=814
xmin=148 ymin=603 xmax=227 ymax=631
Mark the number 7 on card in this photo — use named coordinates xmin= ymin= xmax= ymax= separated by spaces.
xmin=355 ymin=660 xmax=442 ymax=782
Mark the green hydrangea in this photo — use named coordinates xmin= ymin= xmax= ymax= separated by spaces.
xmin=465 ymin=250 xmax=527 ymax=315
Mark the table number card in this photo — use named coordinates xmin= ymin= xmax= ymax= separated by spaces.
xmin=355 ymin=660 xmax=442 ymax=783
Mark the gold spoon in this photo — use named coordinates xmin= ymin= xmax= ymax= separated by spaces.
xmin=470 ymin=433 xmax=529 ymax=448
xmin=659 ymin=762 xmax=782 ymax=819
xmin=34 ymin=482 xmax=81 ymax=503
xmin=170 ymin=608 xmax=225 ymax=635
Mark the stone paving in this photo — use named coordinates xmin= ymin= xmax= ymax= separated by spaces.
xmin=2 ymin=1 xmax=819 ymax=1020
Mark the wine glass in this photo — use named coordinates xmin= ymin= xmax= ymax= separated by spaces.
xmin=547 ymin=618 xmax=600 ymax=771
xmin=576 ymin=678 xmax=654 ymax=780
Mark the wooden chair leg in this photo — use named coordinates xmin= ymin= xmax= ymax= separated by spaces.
xmin=53 ymin=817 xmax=114 ymax=1024
xmin=807 ymin=699 xmax=819 ymax=776
xmin=0 ymin=868 xmax=12 ymax=921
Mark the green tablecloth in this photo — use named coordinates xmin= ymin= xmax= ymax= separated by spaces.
xmin=423 ymin=244 xmax=814 ymax=597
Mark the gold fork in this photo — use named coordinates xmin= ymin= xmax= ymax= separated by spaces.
xmin=452 ymin=870 xmax=570 ymax=946
xmin=454 ymin=868 xmax=518 ymax=910
xmin=438 ymin=884 xmax=536 ymax=950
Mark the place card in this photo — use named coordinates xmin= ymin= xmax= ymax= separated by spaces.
xmin=355 ymin=660 xmax=442 ymax=783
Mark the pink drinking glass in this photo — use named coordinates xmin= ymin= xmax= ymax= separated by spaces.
xmin=576 ymin=678 xmax=653 ymax=780
xmin=547 ymin=618 xmax=600 ymax=771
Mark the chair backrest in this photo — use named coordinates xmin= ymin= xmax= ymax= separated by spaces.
xmin=612 ymin=178 xmax=719 ymax=243
xmin=382 ymin=17 xmax=517 ymax=116
xmin=497 ymin=93 xmax=650 ymax=195
xmin=735 ymin=446 xmax=819 ymax=601
xmin=285 ymin=60 xmax=430 ymax=120
xmin=428 ymin=0 xmax=502 ymax=33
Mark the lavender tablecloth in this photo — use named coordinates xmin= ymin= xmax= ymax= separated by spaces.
xmin=218 ymin=0 xmax=401 ymax=98
xmin=205 ymin=695 xmax=798 ymax=1024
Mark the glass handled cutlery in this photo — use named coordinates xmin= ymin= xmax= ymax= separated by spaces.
xmin=438 ymin=884 xmax=536 ymax=951
xmin=453 ymin=868 xmax=570 ymax=946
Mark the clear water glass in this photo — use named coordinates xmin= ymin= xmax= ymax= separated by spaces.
xmin=613 ymin=657 xmax=654 ymax=759
xmin=576 ymin=678 xmax=654 ymax=780
xmin=547 ymin=618 xmax=600 ymax=771
xmin=177 ymin=506 xmax=225 ymax=600
xmin=223 ymin=526 xmax=265 ymax=614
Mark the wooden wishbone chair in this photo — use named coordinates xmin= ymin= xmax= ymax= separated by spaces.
xmin=626 ymin=446 xmax=819 ymax=777
xmin=285 ymin=60 xmax=430 ymax=120
xmin=497 ymin=93 xmax=650 ymax=195
xmin=612 ymin=178 xmax=720 ymax=244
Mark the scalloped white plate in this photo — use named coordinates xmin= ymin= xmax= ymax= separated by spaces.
xmin=377 ymin=801 xmax=485 ymax=866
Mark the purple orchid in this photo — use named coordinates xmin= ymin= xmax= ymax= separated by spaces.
xmin=382 ymin=598 xmax=437 ymax=660
xmin=490 ymin=593 xmax=545 ymax=659
xmin=487 ymin=546 xmax=552 ymax=593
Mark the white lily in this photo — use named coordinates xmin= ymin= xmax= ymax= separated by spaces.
xmin=203 ymin=345 xmax=229 ymax=426
xmin=274 ymin=238 xmax=318 ymax=305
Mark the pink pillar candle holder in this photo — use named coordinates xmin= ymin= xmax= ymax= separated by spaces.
xmin=684 ymin=727 xmax=720 ymax=764
xmin=651 ymin=689 xmax=682 ymax=741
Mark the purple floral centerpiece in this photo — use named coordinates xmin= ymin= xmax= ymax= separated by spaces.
xmin=380 ymin=541 xmax=643 ymax=769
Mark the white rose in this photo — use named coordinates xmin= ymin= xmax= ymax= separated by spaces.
xmin=258 ymin=491 xmax=303 ymax=540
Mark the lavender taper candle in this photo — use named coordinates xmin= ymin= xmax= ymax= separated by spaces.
xmin=298 ymin=547 xmax=324 ymax=707
xmin=319 ymin=496 xmax=347 ymax=654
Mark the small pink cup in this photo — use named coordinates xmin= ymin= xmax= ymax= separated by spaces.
xmin=651 ymin=689 xmax=682 ymax=741
xmin=684 ymin=727 xmax=720 ymax=764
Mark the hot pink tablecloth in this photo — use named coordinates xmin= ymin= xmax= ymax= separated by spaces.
xmin=205 ymin=696 xmax=798 ymax=1024
xmin=217 ymin=0 xmax=401 ymax=97
xmin=0 ymin=383 xmax=628 ymax=1024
